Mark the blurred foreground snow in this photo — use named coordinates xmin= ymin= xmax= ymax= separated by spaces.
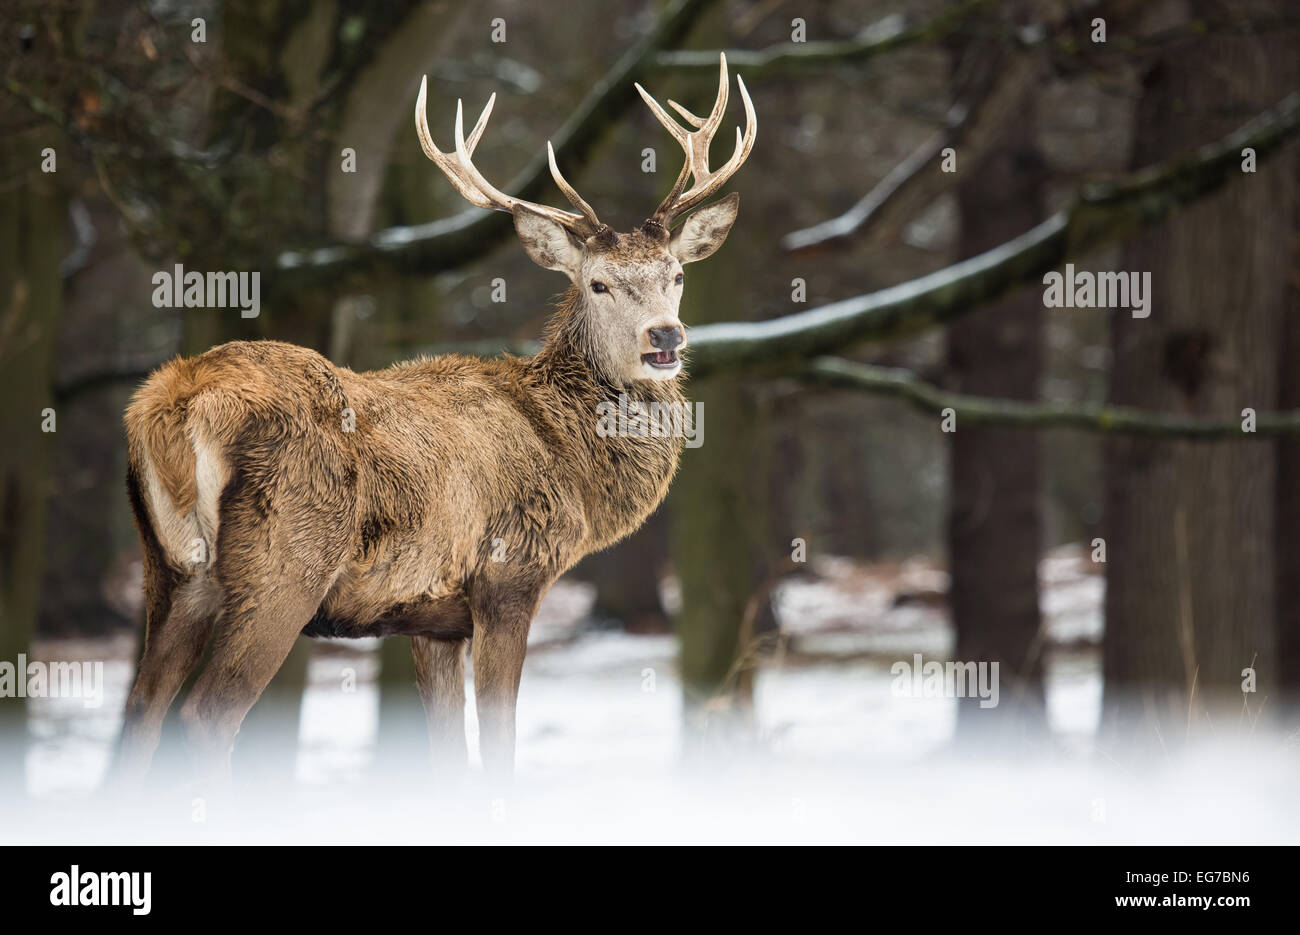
xmin=9 ymin=545 xmax=1296 ymax=844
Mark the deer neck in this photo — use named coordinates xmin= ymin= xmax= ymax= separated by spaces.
xmin=528 ymin=304 xmax=687 ymax=550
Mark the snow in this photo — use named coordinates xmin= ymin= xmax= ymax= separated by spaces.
xmin=5 ymin=545 xmax=1296 ymax=844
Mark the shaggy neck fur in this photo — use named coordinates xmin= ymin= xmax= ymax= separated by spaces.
xmin=527 ymin=287 xmax=685 ymax=551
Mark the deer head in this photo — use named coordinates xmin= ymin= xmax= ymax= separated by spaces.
xmin=415 ymin=54 xmax=756 ymax=385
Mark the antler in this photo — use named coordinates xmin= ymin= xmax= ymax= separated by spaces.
xmin=635 ymin=52 xmax=756 ymax=226
xmin=414 ymin=76 xmax=604 ymax=237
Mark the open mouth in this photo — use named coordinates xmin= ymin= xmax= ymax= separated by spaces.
xmin=642 ymin=350 xmax=680 ymax=369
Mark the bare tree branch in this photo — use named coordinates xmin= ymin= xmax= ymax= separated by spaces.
xmin=802 ymin=357 xmax=1300 ymax=438
xmin=780 ymin=48 xmax=1040 ymax=258
xmin=686 ymin=89 xmax=1300 ymax=377
xmin=270 ymin=0 xmax=717 ymax=295
xmin=776 ymin=5 xmax=1299 ymax=256
xmin=266 ymin=0 xmax=1025 ymax=291
xmin=780 ymin=103 xmax=968 ymax=255
xmin=69 ymin=90 xmax=1300 ymax=409
xmin=660 ymin=3 xmax=1298 ymax=80
xmin=779 ymin=1 xmax=1082 ymax=256
xmin=652 ymin=0 xmax=998 ymax=76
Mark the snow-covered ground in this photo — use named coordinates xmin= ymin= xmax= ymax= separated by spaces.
xmin=7 ymin=545 xmax=1296 ymax=844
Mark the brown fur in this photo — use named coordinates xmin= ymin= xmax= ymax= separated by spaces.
xmin=113 ymin=124 xmax=742 ymax=783
xmin=115 ymin=262 xmax=695 ymax=784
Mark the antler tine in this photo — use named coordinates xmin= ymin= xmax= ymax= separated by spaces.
xmin=635 ymin=83 xmax=690 ymax=206
xmin=464 ymin=93 xmax=494 ymax=153
xmin=668 ymin=72 xmax=756 ymax=216
xmin=547 ymin=142 xmax=603 ymax=231
xmin=634 ymin=51 xmax=726 ymax=171
xmin=667 ymin=99 xmax=706 ymax=128
xmin=641 ymin=52 xmax=756 ymax=224
xmin=634 ymin=81 xmax=693 ymax=145
xmin=680 ymin=52 xmax=730 ymax=165
xmin=414 ymin=75 xmax=599 ymax=236
xmin=415 ymin=78 xmax=496 ymax=210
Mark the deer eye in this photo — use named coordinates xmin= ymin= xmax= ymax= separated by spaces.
xmin=674 ymin=272 xmax=684 ymax=286
xmin=591 ymin=281 xmax=609 ymax=294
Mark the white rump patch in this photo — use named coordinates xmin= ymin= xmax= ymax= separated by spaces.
xmin=140 ymin=428 xmax=227 ymax=570
xmin=191 ymin=428 xmax=227 ymax=558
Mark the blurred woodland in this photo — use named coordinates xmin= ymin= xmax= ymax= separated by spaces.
xmin=1 ymin=0 xmax=1299 ymax=792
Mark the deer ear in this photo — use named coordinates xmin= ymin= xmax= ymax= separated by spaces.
xmin=669 ymin=192 xmax=740 ymax=264
xmin=513 ymin=206 xmax=585 ymax=277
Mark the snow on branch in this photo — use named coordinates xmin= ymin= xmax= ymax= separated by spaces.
xmin=686 ymin=89 xmax=1300 ymax=377
xmin=801 ymin=358 xmax=1300 ymax=439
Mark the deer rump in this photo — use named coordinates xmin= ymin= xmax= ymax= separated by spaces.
xmin=124 ymin=340 xmax=593 ymax=644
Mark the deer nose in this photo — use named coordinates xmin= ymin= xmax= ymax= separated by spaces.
xmin=648 ymin=326 xmax=683 ymax=350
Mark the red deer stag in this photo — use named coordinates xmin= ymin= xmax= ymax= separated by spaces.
xmin=114 ymin=54 xmax=755 ymax=785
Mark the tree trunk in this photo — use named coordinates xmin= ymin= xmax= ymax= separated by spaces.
xmin=0 ymin=136 xmax=64 ymax=793
xmin=670 ymin=253 xmax=773 ymax=744
xmin=373 ymin=635 xmax=428 ymax=780
xmin=651 ymin=13 xmax=773 ymax=746
xmin=1102 ymin=1 xmax=1297 ymax=747
xmin=670 ymin=380 xmax=770 ymax=742
xmin=581 ymin=513 xmax=671 ymax=633
xmin=40 ymin=194 xmax=156 ymax=638
xmin=946 ymin=19 xmax=1049 ymax=746
xmin=1279 ymin=193 xmax=1300 ymax=726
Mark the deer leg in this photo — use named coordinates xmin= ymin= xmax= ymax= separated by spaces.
xmin=113 ymin=575 xmax=220 ymax=788
xmin=178 ymin=579 xmax=326 ymax=788
xmin=412 ymin=636 xmax=467 ymax=775
xmin=470 ymin=606 xmax=534 ymax=780
xmin=179 ymin=474 xmax=349 ymax=786
xmin=173 ymin=430 xmax=353 ymax=787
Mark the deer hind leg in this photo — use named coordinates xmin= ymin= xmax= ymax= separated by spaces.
xmin=114 ymin=573 xmax=220 ymax=789
xmin=178 ymin=455 xmax=352 ymax=787
xmin=113 ymin=467 xmax=222 ymax=790
xmin=178 ymin=581 xmax=326 ymax=787
xmin=412 ymin=636 xmax=467 ymax=774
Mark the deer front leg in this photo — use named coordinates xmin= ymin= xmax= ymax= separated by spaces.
xmin=412 ymin=635 xmax=468 ymax=777
xmin=470 ymin=601 xmax=535 ymax=781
